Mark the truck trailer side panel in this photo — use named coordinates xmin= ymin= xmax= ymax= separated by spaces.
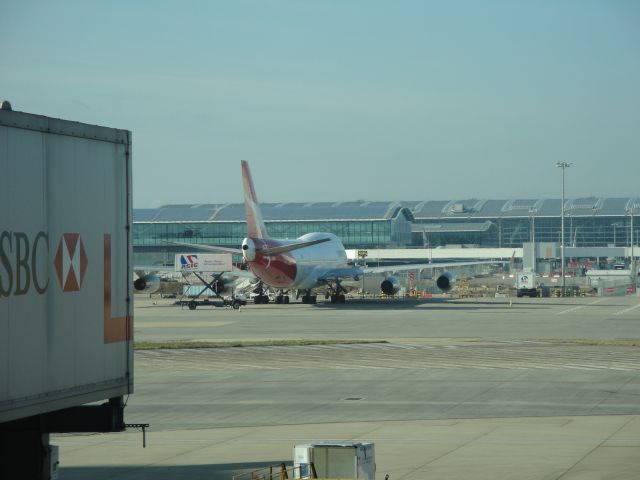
xmin=0 ymin=109 xmax=133 ymax=423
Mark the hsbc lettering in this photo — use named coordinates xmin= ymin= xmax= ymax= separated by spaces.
xmin=0 ymin=231 xmax=50 ymax=297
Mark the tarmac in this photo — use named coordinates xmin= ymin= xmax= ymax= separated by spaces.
xmin=55 ymin=295 xmax=640 ymax=479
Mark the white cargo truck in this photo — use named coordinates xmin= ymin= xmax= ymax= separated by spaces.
xmin=0 ymin=102 xmax=133 ymax=478
xmin=293 ymin=442 xmax=375 ymax=479
xmin=516 ymin=271 xmax=538 ymax=297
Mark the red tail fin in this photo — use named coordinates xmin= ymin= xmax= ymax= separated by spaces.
xmin=241 ymin=160 xmax=269 ymax=239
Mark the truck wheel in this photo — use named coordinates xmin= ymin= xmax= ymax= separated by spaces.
xmin=232 ymin=300 xmax=241 ymax=310
xmin=188 ymin=301 xmax=197 ymax=310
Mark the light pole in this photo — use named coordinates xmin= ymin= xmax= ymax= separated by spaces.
xmin=556 ymin=161 xmax=572 ymax=294
xmin=628 ymin=206 xmax=637 ymax=294
xmin=358 ymin=250 xmax=368 ymax=298
xmin=614 ymin=222 xmax=622 ymax=245
xmin=529 ymin=208 xmax=536 ymax=273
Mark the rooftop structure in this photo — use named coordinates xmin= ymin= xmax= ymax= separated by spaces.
xmin=134 ymin=201 xmax=413 ymax=223
xmin=136 ymin=197 xmax=639 ymax=223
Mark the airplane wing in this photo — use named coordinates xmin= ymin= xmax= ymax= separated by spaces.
xmin=135 ymin=264 xmax=255 ymax=278
xmin=316 ymin=260 xmax=507 ymax=297
xmin=362 ymin=260 xmax=507 ymax=275
xmin=317 ymin=267 xmax=365 ymax=282
xmin=212 ymin=269 xmax=255 ymax=279
xmin=317 ymin=260 xmax=506 ymax=282
xmin=134 ymin=264 xmax=174 ymax=275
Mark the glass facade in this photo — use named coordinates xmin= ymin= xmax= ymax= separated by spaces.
xmin=133 ymin=198 xmax=638 ymax=258
xmin=133 ymin=219 xmax=408 ymax=250
xmin=133 ymin=222 xmax=246 ymax=248
xmin=411 ymin=217 xmax=639 ymax=248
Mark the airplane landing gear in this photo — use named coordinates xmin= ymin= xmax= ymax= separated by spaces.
xmin=328 ymin=281 xmax=347 ymax=303
xmin=254 ymin=294 xmax=270 ymax=304
xmin=275 ymin=294 xmax=290 ymax=304
xmin=252 ymin=282 xmax=271 ymax=304
xmin=330 ymin=294 xmax=346 ymax=303
xmin=301 ymin=290 xmax=317 ymax=304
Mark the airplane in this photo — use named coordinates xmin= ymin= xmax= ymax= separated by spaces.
xmin=169 ymin=160 xmax=505 ymax=304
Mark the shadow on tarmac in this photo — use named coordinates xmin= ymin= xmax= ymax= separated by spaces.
xmin=313 ymin=298 xmax=511 ymax=310
xmin=312 ymin=297 xmax=628 ymax=310
xmin=60 ymin=460 xmax=292 ymax=480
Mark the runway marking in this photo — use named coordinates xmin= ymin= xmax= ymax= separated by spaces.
xmin=563 ymin=364 xmax=612 ymax=371
xmin=613 ymin=303 xmax=640 ymax=316
xmin=135 ymin=321 xmax=235 ymax=328
xmin=555 ymin=298 xmax=606 ymax=315
xmin=136 ymin=342 xmax=640 ymax=373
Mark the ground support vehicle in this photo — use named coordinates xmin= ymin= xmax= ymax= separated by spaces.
xmin=180 ymin=295 xmax=247 ymax=310
xmin=516 ymin=271 xmax=539 ymax=297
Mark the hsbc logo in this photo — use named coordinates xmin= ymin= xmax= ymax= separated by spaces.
xmin=0 ymin=231 xmax=89 ymax=297
xmin=54 ymin=233 xmax=88 ymax=292
xmin=2 ymin=230 xmax=130 ymax=343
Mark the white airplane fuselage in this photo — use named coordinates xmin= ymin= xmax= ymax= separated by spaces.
xmin=245 ymin=232 xmax=348 ymax=290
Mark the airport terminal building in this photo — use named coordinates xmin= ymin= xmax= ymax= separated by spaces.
xmin=134 ymin=197 xmax=639 ymax=266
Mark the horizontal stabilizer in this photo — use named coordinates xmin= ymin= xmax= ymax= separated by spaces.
xmin=259 ymin=238 xmax=331 ymax=256
xmin=164 ymin=240 xmax=243 ymax=255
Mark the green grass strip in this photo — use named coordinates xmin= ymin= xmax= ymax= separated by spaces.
xmin=540 ymin=338 xmax=640 ymax=347
xmin=134 ymin=339 xmax=388 ymax=350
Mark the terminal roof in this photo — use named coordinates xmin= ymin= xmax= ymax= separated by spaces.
xmin=134 ymin=197 xmax=639 ymax=222
xmin=134 ymin=201 xmax=413 ymax=222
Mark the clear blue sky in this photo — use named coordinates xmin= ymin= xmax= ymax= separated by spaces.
xmin=2 ymin=0 xmax=639 ymax=207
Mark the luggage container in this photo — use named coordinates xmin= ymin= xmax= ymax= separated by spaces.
xmin=293 ymin=442 xmax=375 ymax=479
xmin=1 ymin=102 xmax=133 ymax=477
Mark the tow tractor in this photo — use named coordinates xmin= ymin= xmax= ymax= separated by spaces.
xmin=182 ymin=294 xmax=247 ymax=310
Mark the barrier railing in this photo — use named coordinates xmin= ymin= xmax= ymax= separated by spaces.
xmin=232 ymin=462 xmax=317 ymax=480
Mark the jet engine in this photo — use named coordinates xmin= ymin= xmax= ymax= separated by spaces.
xmin=242 ymin=238 xmax=256 ymax=262
xmin=436 ymin=271 xmax=456 ymax=292
xmin=208 ymin=276 xmax=242 ymax=296
xmin=134 ymin=273 xmax=161 ymax=294
xmin=380 ymin=275 xmax=401 ymax=295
